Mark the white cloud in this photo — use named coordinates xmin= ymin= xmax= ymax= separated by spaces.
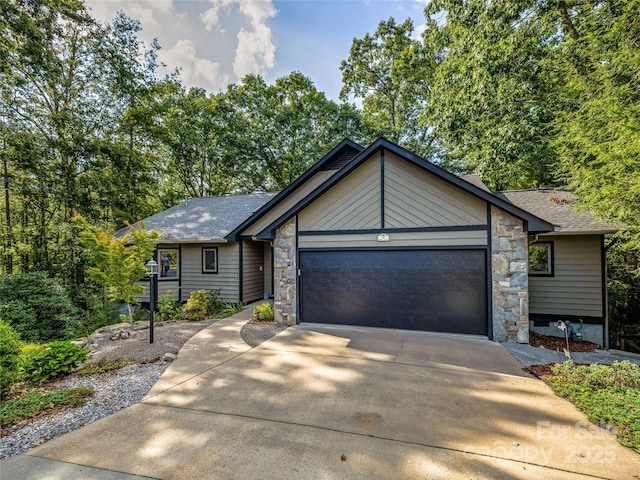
xmin=86 ymin=0 xmax=174 ymax=26
xmin=160 ymin=39 xmax=229 ymax=90
xmin=232 ymin=1 xmax=276 ymax=79
xmin=201 ymin=0 xmax=235 ymax=31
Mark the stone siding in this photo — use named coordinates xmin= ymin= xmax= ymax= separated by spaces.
xmin=273 ymin=217 xmax=297 ymax=325
xmin=491 ymin=206 xmax=529 ymax=343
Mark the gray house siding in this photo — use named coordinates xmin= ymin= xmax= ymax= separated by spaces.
xmin=529 ymin=235 xmax=603 ymax=318
xmin=384 ymin=153 xmax=487 ymax=228
xmin=181 ymin=243 xmax=240 ymax=302
xmin=242 ymin=240 xmax=265 ymax=303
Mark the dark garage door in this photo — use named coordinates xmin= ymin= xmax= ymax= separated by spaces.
xmin=299 ymin=249 xmax=487 ymax=335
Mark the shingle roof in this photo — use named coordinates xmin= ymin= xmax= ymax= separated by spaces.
xmin=116 ymin=194 xmax=277 ymax=242
xmin=459 ymin=174 xmax=492 ymax=193
xmin=496 ymin=189 xmax=619 ymax=234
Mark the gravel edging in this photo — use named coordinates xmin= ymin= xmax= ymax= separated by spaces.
xmin=0 ymin=361 xmax=168 ymax=459
xmin=501 ymin=341 xmax=640 ymax=368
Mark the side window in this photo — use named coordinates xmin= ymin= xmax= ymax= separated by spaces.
xmin=202 ymin=247 xmax=218 ymax=274
xmin=158 ymin=248 xmax=179 ymax=279
xmin=528 ymin=242 xmax=553 ymax=276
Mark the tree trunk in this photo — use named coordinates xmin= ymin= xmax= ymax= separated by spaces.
xmin=2 ymin=152 xmax=13 ymax=274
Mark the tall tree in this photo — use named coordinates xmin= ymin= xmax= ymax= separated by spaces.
xmin=226 ymin=72 xmax=368 ymax=191
xmin=340 ymin=18 xmax=433 ymax=156
xmin=551 ymin=0 xmax=640 ymax=247
xmin=422 ymin=0 xmax=560 ymax=189
xmin=0 ymin=1 xmax=161 ymax=282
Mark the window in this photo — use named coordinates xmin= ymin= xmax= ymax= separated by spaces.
xmin=202 ymin=247 xmax=218 ymax=274
xmin=158 ymin=248 xmax=179 ymax=279
xmin=528 ymin=242 xmax=553 ymax=276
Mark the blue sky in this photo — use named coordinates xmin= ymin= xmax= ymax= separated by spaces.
xmin=86 ymin=0 xmax=428 ymax=101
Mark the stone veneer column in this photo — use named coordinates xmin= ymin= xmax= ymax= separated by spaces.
xmin=273 ymin=217 xmax=297 ymax=325
xmin=491 ymin=206 xmax=529 ymax=343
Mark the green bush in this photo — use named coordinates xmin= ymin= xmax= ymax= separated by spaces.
xmin=549 ymin=361 xmax=640 ymax=452
xmin=181 ymin=290 xmax=209 ymax=321
xmin=0 ymin=272 xmax=78 ymax=343
xmin=21 ymin=341 xmax=88 ymax=383
xmin=219 ymin=302 xmax=244 ymax=318
xmin=252 ymin=302 xmax=274 ymax=321
xmin=0 ymin=321 xmax=23 ymax=396
xmin=158 ymin=290 xmax=181 ymax=322
xmin=207 ymin=288 xmax=224 ymax=314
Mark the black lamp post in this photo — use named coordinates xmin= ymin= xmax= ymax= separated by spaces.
xmin=145 ymin=259 xmax=158 ymax=344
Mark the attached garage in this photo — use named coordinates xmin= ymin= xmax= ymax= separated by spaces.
xmin=230 ymin=138 xmax=556 ymax=342
xmin=299 ymin=249 xmax=487 ymax=334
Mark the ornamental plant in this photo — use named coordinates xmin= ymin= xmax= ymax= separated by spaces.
xmin=252 ymin=302 xmax=274 ymax=322
xmin=21 ymin=341 xmax=88 ymax=383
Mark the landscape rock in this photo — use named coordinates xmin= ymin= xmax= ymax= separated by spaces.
xmin=161 ymin=352 xmax=177 ymax=362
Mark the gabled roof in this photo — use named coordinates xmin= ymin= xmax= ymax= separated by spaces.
xmin=496 ymin=189 xmax=619 ymax=235
xmin=226 ymin=139 xmax=363 ymax=240
xmin=245 ymin=137 xmax=555 ymax=239
xmin=116 ymin=194 xmax=277 ymax=243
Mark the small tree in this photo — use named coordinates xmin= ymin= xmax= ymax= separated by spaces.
xmin=74 ymin=216 xmax=162 ymax=325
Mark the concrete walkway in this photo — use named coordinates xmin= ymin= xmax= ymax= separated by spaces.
xmin=2 ymin=312 xmax=639 ymax=479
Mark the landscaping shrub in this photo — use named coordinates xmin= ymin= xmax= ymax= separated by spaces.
xmin=220 ymin=302 xmax=244 ymax=318
xmin=21 ymin=341 xmax=88 ymax=383
xmin=252 ymin=302 xmax=274 ymax=322
xmin=549 ymin=361 xmax=640 ymax=452
xmin=207 ymin=288 xmax=224 ymax=315
xmin=158 ymin=290 xmax=181 ymax=322
xmin=181 ymin=290 xmax=209 ymax=321
xmin=0 ymin=320 xmax=23 ymax=396
xmin=0 ymin=272 xmax=78 ymax=343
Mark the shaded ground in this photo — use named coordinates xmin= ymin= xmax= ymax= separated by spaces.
xmin=240 ymin=321 xmax=288 ymax=347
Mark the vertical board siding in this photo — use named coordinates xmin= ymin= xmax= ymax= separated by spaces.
xmin=181 ymin=243 xmax=240 ymax=302
xmin=529 ymin=235 xmax=603 ymax=317
xmin=241 ymin=170 xmax=335 ymax=236
xmin=242 ymin=240 xmax=265 ymax=303
xmin=298 ymin=153 xmax=381 ymax=231
xmin=384 ymin=153 xmax=487 ymax=228
xmin=264 ymin=243 xmax=273 ymax=296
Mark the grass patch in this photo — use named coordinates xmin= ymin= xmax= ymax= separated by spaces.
xmin=76 ymin=358 xmax=136 ymax=375
xmin=548 ymin=360 xmax=640 ymax=452
xmin=0 ymin=387 xmax=94 ymax=427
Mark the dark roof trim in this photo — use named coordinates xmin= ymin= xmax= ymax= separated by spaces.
xmin=255 ymin=138 xmax=554 ymax=239
xmin=226 ymin=138 xmax=363 ymax=241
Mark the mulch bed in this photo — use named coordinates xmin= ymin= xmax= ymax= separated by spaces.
xmin=529 ymin=331 xmax=599 ymax=353
xmin=524 ymin=332 xmax=600 ymax=380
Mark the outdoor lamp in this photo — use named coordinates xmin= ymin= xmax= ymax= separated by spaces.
xmin=145 ymin=259 xmax=158 ymax=343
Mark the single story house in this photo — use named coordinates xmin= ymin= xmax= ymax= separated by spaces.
xmin=129 ymin=138 xmax=617 ymax=346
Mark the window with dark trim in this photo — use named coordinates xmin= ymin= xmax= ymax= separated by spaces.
xmin=158 ymin=248 xmax=179 ymax=280
xmin=202 ymin=247 xmax=218 ymax=274
xmin=528 ymin=242 xmax=553 ymax=276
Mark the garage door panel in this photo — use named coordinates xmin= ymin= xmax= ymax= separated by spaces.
xmin=300 ymin=250 xmax=487 ymax=334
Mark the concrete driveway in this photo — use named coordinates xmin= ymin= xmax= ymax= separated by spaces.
xmin=3 ymin=315 xmax=639 ymax=479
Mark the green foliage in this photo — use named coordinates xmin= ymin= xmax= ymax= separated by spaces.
xmin=341 ymin=17 xmax=433 ymax=155
xmin=76 ymin=359 xmax=136 ymax=375
xmin=0 ymin=320 xmax=22 ymax=396
xmin=219 ymin=302 xmax=244 ymax=319
xmin=207 ymin=288 xmax=224 ymax=315
xmin=75 ymin=215 xmax=162 ymax=324
xmin=181 ymin=290 xmax=209 ymax=321
xmin=252 ymin=302 xmax=274 ymax=322
xmin=0 ymin=272 xmax=78 ymax=343
xmin=549 ymin=361 xmax=640 ymax=451
xmin=0 ymin=387 xmax=94 ymax=427
xmin=21 ymin=341 xmax=88 ymax=383
xmin=158 ymin=290 xmax=181 ymax=322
